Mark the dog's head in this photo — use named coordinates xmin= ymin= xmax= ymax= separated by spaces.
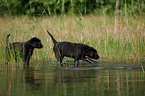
xmin=86 ymin=47 xmax=100 ymax=59
xmin=28 ymin=37 xmax=43 ymax=48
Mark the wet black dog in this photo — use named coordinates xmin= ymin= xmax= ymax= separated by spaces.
xmin=6 ymin=34 xmax=43 ymax=66
xmin=47 ymin=30 xmax=100 ymax=64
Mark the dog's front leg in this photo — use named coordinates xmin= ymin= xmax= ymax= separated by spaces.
xmin=74 ymin=59 xmax=81 ymax=67
xmin=6 ymin=49 xmax=11 ymax=64
xmin=74 ymin=59 xmax=80 ymax=64
xmin=24 ymin=56 xmax=30 ymax=67
xmin=82 ymin=58 xmax=96 ymax=63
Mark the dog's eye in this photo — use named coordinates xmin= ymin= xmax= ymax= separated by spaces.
xmin=37 ymin=42 xmax=40 ymax=45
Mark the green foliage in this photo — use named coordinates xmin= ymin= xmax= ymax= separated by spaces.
xmin=0 ymin=0 xmax=145 ymax=16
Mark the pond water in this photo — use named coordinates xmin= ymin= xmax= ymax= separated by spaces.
xmin=0 ymin=62 xmax=145 ymax=96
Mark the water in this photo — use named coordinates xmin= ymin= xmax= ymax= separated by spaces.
xmin=0 ymin=62 xmax=145 ymax=96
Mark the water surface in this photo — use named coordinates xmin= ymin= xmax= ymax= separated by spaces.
xmin=0 ymin=62 xmax=145 ymax=96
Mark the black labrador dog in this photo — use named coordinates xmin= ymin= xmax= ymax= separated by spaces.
xmin=47 ymin=30 xmax=99 ymax=64
xmin=6 ymin=34 xmax=43 ymax=66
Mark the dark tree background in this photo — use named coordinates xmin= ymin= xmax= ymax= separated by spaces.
xmin=0 ymin=0 xmax=144 ymax=16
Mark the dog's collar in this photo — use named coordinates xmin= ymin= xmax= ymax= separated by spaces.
xmin=81 ymin=50 xmax=86 ymax=60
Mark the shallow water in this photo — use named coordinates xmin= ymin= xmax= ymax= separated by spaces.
xmin=0 ymin=62 xmax=145 ymax=96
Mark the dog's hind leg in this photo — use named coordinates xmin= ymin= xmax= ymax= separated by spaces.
xmin=5 ymin=49 xmax=10 ymax=64
xmin=54 ymin=52 xmax=63 ymax=64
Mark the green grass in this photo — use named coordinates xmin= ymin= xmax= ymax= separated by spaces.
xmin=0 ymin=14 xmax=144 ymax=65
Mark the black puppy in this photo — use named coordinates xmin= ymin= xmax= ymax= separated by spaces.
xmin=6 ymin=34 xmax=43 ymax=66
xmin=47 ymin=30 xmax=99 ymax=64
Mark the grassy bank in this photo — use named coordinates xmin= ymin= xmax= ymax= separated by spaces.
xmin=0 ymin=14 xmax=144 ymax=65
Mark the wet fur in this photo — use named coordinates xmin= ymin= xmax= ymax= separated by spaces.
xmin=6 ymin=34 xmax=43 ymax=66
xmin=47 ymin=30 xmax=100 ymax=64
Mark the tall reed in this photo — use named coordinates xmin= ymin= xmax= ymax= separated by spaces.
xmin=0 ymin=14 xmax=144 ymax=65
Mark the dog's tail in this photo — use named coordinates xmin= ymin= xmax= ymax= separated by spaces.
xmin=47 ymin=30 xmax=57 ymax=45
xmin=6 ymin=34 xmax=10 ymax=47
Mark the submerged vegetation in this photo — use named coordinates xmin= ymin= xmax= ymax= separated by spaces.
xmin=0 ymin=13 xmax=144 ymax=65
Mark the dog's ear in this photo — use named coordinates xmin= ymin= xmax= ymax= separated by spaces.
xmin=28 ymin=41 xmax=43 ymax=48
xmin=87 ymin=48 xmax=94 ymax=57
xmin=87 ymin=47 xmax=100 ymax=59
xmin=27 ymin=37 xmax=43 ymax=48
xmin=30 ymin=42 xmax=37 ymax=48
xmin=27 ymin=42 xmax=35 ymax=48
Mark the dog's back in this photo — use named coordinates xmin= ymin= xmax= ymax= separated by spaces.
xmin=6 ymin=34 xmax=23 ymax=62
xmin=11 ymin=42 xmax=24 ymax=57
xmin=56 ymin=42 xmax=88 ymax=57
